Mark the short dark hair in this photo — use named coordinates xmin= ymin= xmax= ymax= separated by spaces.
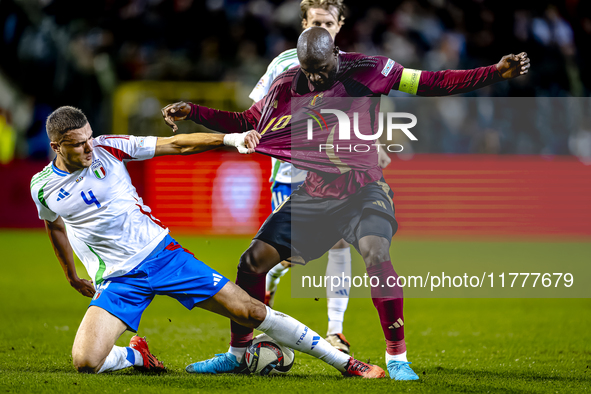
xmin=301 ymin=0 xmax=346 ymax=24
xmin=46 ymin=106 xmax=88 ymax=142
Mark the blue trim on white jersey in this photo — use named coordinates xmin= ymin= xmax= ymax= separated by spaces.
xmin=51 ymin=160 xmax=69 ymax=177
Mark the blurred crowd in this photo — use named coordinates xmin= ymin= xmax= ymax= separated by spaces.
xmin=1 ymin=0 xmax=591 ymax=161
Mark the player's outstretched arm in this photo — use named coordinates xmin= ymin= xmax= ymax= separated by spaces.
xmin=44 ymin=217 xmax=95 ymax=298
xmin=396 ymin=52 xmax=530 ymax=97
xmin=154 ymin=130 xmax=261 ymax=156
xmin=161 ymin=101 xmax=261 ymax=134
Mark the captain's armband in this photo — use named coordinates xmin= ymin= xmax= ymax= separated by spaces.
xmin=399 ymin=68 xmax=422 ymax=95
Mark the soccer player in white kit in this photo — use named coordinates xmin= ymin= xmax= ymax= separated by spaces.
xmin=30 ymin=106 xmax=386 ymax=378
xmin=249 ymin=0 xmax=391 ymax=354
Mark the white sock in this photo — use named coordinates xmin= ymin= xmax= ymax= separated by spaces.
xmin=228 ymin=346 xmax=246 ymax=363
xmin=326 ymin=247 xmax=351 ymax=335
xmin=266 ymin=263 xmax=290 ymax=293
xmin=327 ymin=318 xmax=344 ymax=335
xmin=385 ymin=350 xmax=408 ymax=363
xmin=131 ymin=348 xmax=143 ymax=366
xmin=97 ymin=346 xmax=141 ymax=373
xmin=257 ymin=306 xmax=350 ymax=372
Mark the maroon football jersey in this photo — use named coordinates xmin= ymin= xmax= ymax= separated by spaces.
xmin=253 ymin=53 xmax=405 ymax=198
xmin=188 ymin=52 xmax=502 ymax=198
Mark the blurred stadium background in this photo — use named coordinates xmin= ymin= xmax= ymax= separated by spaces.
xmin=1 ymin=0 xmax=590 ymax=237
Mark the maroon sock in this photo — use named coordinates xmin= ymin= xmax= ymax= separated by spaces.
xmin=366 ymin=261 xmax=405 ymax=350
xmin=230 ymin=267 xmax=266 ymax=347
xmin=386 ymin=339 xmax=407 ymax=355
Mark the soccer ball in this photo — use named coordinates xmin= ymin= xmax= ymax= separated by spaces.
xmin=244 ymin=333 xmax=295 ymax=376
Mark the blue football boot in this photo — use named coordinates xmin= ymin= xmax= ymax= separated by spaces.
xmin=186 ymin=352 xmax=248 ymax=374
xmin=387 ymin=360 xmax=420 ymax=381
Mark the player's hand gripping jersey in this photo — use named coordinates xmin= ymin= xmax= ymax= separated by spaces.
xmin=188 ymin=53 xmax=503 ymax=198
xmin=30 ymin=135 xmax=168 ymax=285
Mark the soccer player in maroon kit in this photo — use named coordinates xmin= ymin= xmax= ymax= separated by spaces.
xmin=162 ymin=27 xmax=530 ymax=380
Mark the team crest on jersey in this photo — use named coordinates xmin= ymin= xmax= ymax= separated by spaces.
xmin=310 ymin=92 xmax=324 ymax=106
xmin=91 ymin=160 xmax=107 ymax=180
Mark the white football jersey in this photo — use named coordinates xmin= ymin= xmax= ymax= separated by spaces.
xmin=250 ymin=48 xmax=307 ymax=185
xmin=30 ymin=135 xmax=168 ymax=286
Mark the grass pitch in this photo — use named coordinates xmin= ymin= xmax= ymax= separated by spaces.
xmin=0 ymin=230 xmax=590 ymax=393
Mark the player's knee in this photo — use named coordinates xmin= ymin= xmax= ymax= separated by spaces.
xmin=361 ymin=246 xmax=390 ymax=267
xmin=248 ymin=301 xmax=268 ymax=327
xmin=73 ymin=353 xmax=101 ymax=374
xmin=233 ymin=298 xmax=267 ymax=328
xmin=238 ymin=248 xmax=266 ymax=275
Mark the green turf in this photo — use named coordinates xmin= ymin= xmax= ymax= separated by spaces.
xmin=0 ymin=230 xmax=590 ymax=393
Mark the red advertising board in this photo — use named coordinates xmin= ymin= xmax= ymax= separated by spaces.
xmin=137 ymin=152 xmax=591 ymax=238
xmin=4 ymin=153 xmax=591 ymax=238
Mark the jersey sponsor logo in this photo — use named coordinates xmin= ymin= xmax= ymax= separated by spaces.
xmin=57 ymin=188 xmax=71 ymax=202
xmin=388 ymin=318 xmax=405 ymax=330
xmin=212 ymin=273 xmax=223 ymax=286
xmin=91 ymin=160 xmax=107 ymax=179
xmin=381 ymin=59 xmax=395 ymax=77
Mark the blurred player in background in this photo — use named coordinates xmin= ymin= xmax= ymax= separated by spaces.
xmin=249 ymin=0 xmax=391 ymax=355
xmin=162 ymin=28 xmax=529 ymax=381
xmin=30 ymin=106 xmax=386 ymax=378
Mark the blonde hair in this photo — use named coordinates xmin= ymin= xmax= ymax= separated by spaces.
xmin=300 ymin=0 xmax=346 ymax=24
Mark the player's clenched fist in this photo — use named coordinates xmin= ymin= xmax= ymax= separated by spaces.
xmin=161 ymin=101 xmax=192 ymax=132
xmin=496 ymin=52 xmax=530 ymax=80
xmin=244 ymin=129 xmax=261 ymax=152
xmin=70 ymin=277 xmax=95 ymax=298
xmin=223 ymin=130 xmax=261 ymax=154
